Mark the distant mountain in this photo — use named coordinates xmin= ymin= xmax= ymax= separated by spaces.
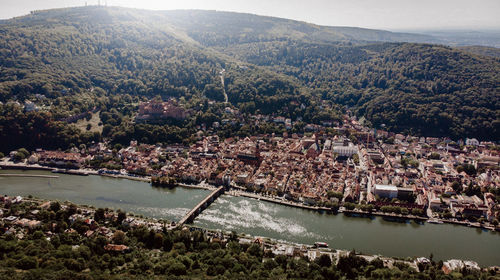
xmin=157 ymin=9 xmax=441 ymax=46
xmin=456 ymin=45 xmax=500 ymax=58
xmin=0 ymin=6 xmax=498 ymax=141
xmin=416 ymin=30 xmax=500 ymax=48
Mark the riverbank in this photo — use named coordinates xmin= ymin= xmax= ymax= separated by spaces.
xmin=342 ymin=208 xmax=428 ymax=222
xmin=0 ymin=161 xmax=149 ymax=182
xmin=100 ymin=173 xmax=150 ymax=182
xmin=0 ymin=162 xmax=54 ymax=171
xmin=177 ymin=182 xmax=217 ymax=191
xmin=0 ymin=173 xmax=59 ymax=179
xmin=0 ymin=162 xmax=98 ymax=176
xmin=2 ymin=164 xmax=498 ymax=232
xmin=226 ymin=190 xmax=499 ymax=230
xmin=228 ymin=189 xmax=333 ymax=212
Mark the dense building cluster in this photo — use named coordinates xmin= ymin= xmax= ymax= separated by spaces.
xmin=3 ymin=113 xmax=499 ymax=228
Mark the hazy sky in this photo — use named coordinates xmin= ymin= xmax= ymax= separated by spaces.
xmin=1 ymin=0 xmax=499 ymax=30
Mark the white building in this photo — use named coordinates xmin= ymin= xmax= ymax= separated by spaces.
xmin=373 ymin=184 xmax=398 ymax=199
xmin=333 ymin=146 xmax=358 ymax=157
xmin=24 ymin=100 xmax=38 ymax=112
xmin=465 ymin=138 xmax=479 ymax=146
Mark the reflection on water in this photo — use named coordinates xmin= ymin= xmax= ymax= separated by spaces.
xmin=194 ymin=195 xmax=500 ymax=267
xmin=197 ymin=198 xmax=322 ymax=240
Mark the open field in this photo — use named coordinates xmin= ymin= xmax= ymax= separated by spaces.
xmin=75 ymin=111 xmax=103 ymax=134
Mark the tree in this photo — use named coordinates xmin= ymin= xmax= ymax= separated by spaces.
xmin=327 ymin=191 xmax=343 ymax=200
xmin=112 ymin=230 xmax=126 ymax=245
xmin=163 ymin=235 xmax=173 ymax=252
xmin=227 ymin=241 xmax=241 ymax=255
xmin=16 ymin=256 xmax=38 ymax=270
xmin=316 ymin=254 xmax=332 ymax=267
xmin=451 ymin=181 xmax=463 ymax=193
xmin=275 ymin=255 xmax=288 ymax=270
xmin=50 ymin=201 xmax=61 ymax=212
xmin=117 ymin=210 xmax=127 ymax=225
xmin=94 ymin=208 xmax=105 ymax=222
xmin=17 ymin=148 xmax=30 ymax=158
xmin=153 ymin=233 xmax=164 ymax=249
xmin=263 ymin=259 xmax=278 ymax=270
xmin=344 ymin=202 xmax=356 ymax=210
xmin=429 ymin=153 xmax=440 ymax=160
xmin=32 ymin=230 xmax=45 ymax=240
xmin=167 ymin=262 xmax=187 ymax=276
xmin=13 ymin=151 xmax=26 ymax=162
xmin=247 ymin=244 xmax=262 ymax=258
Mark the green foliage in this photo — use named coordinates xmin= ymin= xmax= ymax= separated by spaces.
xmin=344 ymin=202 xmax=356 ymax=210
xmin=315 ymin=254 xmax=332 ymax=267
xmin=220 ymin=40 xmax=500 ymax=140
xmin=50 ymin=201 xmax=61 ymax=212
xmin=456 ymin=164 xmax=477 ymax=176
xmin=411 ymin=208 xmax=425 ymax=216
xmin=401 ymin=156 xmax=420 ymax=168
xmin=94 ymin=208 xmax=105 ymax=222
xmin=0 ymin=105 xmax=100 ymax=153
xmin=112 ymin=230 xmax=126 ymax=245
xmin=17 ymin=148 xmax=30 ymax=158
xmin=429 ymin=153 xmax=441 ymax=160
xmin=327 ymin=191 xmax=343 ymax=200
xmin=15 ymin=256 xmax=38 ymax=270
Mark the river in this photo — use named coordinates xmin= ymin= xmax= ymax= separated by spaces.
xmin=0 ymin=170 xmax=210 ymax=222
xmin=1 ymin=170 xmax=499 ymax=266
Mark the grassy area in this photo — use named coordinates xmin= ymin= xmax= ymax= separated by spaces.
xmin=75 ymin=111 xmax=103 ymax=134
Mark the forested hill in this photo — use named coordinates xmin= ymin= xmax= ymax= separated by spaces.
xmin=0 ymin=6 xmax=499 ymax=142
xmin=0 ymin=6 xmax=306 ymax=111
xmin=158 ymin=10 xmax=440 ymax=46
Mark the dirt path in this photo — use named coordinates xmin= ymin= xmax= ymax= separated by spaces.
xmin=219 ymin=69 xmax=228 ymax=103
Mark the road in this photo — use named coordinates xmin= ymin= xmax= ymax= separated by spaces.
xmin=219 ymin=69 xmax=228 ymax=104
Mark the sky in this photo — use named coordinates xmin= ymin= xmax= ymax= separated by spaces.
xmin=0 ymin=0 xmax=499 ymax=30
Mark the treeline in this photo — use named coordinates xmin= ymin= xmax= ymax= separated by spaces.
xmin=0 ymin=104 xmax=99 ymax=153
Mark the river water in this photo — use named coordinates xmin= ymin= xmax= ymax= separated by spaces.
xmin=0 ymin=170 xmax=210 ymax=221
xmin=1 ymin=170 xmax=499 ymax=266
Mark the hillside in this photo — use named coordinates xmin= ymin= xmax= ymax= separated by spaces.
xmin=219 ymin=41 xmax=500 ymax=138
xmin=158 ymin=10 xmax=440 ymax=46
xmin=158 ymin=10 xmax=499 ymax=139
xmin=0 ymin=7 xmax=307 ymax=112
xmin=456 ymin=45 xmax=500 ymax=58
xmin=0 ymin=6 xmax=499 ymax=145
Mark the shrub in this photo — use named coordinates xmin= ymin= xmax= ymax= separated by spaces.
xmin=16 ymin=256 xmax=38 ymax=270
xmin=167 ymin=262 xmax=187 ymax=276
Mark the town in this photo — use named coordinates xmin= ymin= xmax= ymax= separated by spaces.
xmin=1 ymin=106 xmax=499 ymax=230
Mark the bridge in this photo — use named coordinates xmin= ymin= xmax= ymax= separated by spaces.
xmin=177 ymin=186 xmax=225 ymax=226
